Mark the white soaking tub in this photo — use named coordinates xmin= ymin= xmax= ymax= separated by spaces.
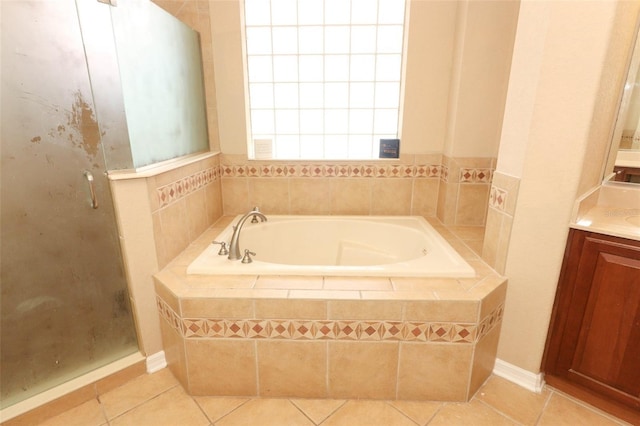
xmin=187 ymin=215 xmax=475 ymax=277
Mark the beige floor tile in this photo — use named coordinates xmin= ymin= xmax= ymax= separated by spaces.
xmin=388 ymin=400 xmax=442 ymax=425
xmin=215 ymin=399 xmax=314 ymax=426
xmin=322 ymin=400 xmax=416 ymax=426
xmin=475 ymin=375 xmax=550 ymax=425
xmin=109 ymin=386 xmax=209 ymax=426
xmin=99 ymin=369 xmax=179 ymax=420
xmin=193 ymin=397 xmax=249 ymax=423
xmin=537 ymin=393 xmax=624 ymax=426
xmin=37 ymin=399 xmax=107 ymax=426
xmin=290 ymin=399 xmax=347 ymax=424
xmin=428 ymin=399 xmax=517 ymax=426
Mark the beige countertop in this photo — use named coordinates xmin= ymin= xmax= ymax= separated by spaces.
xmin=571 ymin=182 xmax=640 ymax=241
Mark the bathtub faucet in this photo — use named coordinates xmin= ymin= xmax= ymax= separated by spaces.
xmin=228 ymin=207 xmax=267 ymax=260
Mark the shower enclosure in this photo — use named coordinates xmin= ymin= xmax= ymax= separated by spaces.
xmin=1 ymin=0 xmax=208 ymax=411
xmin=0 ymin=0 xmax=139 ymax=409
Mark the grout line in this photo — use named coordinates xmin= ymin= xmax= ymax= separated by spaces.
xmin=544 ymin=388 xmax=633 ymax=426
xmin=287 ymin=399 xmax=318 ymax=425
xmin=106 ymin=383 xmax=180 ymax=424
xmin=474 ymin=398 xmax=527 ymax=426
xmin=425 ymin=402 xmax=447 ymax=425
xmin=385 ymin=401 xmax=421 ymax=425
xmin=533 ymin=388 xmax=554 ymax=426
xmin=204 ymin=397 xmax=253 ymax=425
xmin=315 ymin=399 xmax=349 ymax=425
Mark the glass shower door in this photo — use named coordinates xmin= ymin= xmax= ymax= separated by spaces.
xmin=1 ymin=0 xmax=138 ymax=409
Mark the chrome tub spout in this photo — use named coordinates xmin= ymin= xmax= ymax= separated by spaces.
xmin=227 ymin=207 xmax=267 ymax=260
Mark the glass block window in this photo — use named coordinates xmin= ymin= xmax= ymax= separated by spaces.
xmin=243 ymin=0 xmax=407 ymax=160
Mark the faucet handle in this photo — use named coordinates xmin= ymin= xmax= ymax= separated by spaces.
xmin=250 ymin=206 xmax=261 ymax=223
xmin=241 ymin=249 xmax=256 ymax=264
xmin=212 ymin=241 xmax=229 ymax=256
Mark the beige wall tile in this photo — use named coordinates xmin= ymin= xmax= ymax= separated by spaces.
xmin=397 ymin=343 xmax=472 ymax=401
xmin=404 ymin=300 xmax=479 ymax=323
xmin=289 ymin=179 xmax=331 ymax=215
xmin=437 ymin=181 xmax=458 ymax=225
xmin=391 ymin=277 xmax=463 ymax=293
xmin=478 ymin=277 xmax=507 ymax=320
xmin=371 ymin=179 xmax=413 ymax=215
xmin=186 ymin=340 xmax=257 ymax=396
xmin=469 ymin=325 xmax=502 ymax=397
xmin=158 ymin=199 xmax=191 ymax=264
xmin=328 ymin=342 xmax=398 ymax=399
xmin=329 ymin=179 xmax=371 ymax=215
xmin=254 ymin=299 xmax=327 ymax=319
xmin=455 ymin=184 xmax=490 ymax=226
xmin=152 ymin=212 xmax=169 ymax=269
xmin=323 ymin=277 xmax=392 ymax=291
xmin=159 ymin=319 xmax=188 ymax=390
xmin=257 ymin=341 xmax=327 ymax=398
xmin=153 ymin=270 xmax=180 ymax=314
xmin=205 ymin=181 xmax=223 ymax=227
xmin=328 ymin=300 xmax=403 ymax=320
xmin=411 ymin=179 xmax=440 ymax=217
xmin=495 ymin=213 xmax=513 ymax=275
xmin=186 ymin=189 xmax=209 ymax=241
xmin=481 ymin=207 xmax=502 ymax=268
xmin=146 ymin=175 xmax=160 ymax=213
xmin=254 ymin=276 xmax=324 ymax=290
xmin=221 ymin=178 xmax=249 ymax=215
xmin=248 ymin=178 xmax=290 ymax=214
xmin=180 ymin=298 xmax=254 ymax=318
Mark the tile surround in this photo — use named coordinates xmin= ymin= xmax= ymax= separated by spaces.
xmin=482 ymin=171 xmax=520 ymax=274
xmin=218 ymin=154 xmax=495 ymax=223
xmin=154 ymin=215 xmax=507 ymax=402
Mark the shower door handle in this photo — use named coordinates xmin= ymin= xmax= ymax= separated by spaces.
xmin=84 ymin=171 xmax=98 ymax=209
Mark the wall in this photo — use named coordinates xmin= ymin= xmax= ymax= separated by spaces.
xmin=486 ymin=1 xmax=640 ymax=374
xmin=206 ymin=0 xmax=518 ymax=226
xmin=110 ymin=154 xmax=223 ymax=356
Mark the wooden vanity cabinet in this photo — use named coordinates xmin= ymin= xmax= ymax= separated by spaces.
xmin=543 ymin=229 xmax=640 ymax=424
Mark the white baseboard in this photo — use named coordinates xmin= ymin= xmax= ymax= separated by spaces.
xmin=493 ymin=358 xmax=545 ymax=393
xmin=146 ymin=351 xmax=167 ymax=374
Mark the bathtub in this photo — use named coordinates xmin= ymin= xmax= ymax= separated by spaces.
xmin=187 ymin=215 xmax=475 ymax=277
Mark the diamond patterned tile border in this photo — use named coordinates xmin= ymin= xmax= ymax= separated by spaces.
xmin=220 ymin=162 xmax=444 ymax=179
xmin=156 ymin=166 xmax=220 ymax=209
xmin=157 ymin=297 xmax=503 ymax=345
xmin=489 ymin=185 xmax=508 ymax=211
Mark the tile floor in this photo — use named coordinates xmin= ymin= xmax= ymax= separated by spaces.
xmin=29 ymin=368 xmax=630 ymax=426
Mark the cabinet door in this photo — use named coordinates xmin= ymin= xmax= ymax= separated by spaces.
xmin=544 ymin=230 xmax=640 ymax=415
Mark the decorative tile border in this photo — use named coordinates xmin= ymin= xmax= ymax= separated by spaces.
xmin=489 ymin=185 xmax=508 ymax=212
xmin=220 ymin=163 xmax=442 ymax=179
xmin=156 ymin=166 xmax=220 ymax=208
xmin=157 ymin=296 xmax=504 ymax=345
xmin=459 ymin=168 xmax=493 ymax=184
